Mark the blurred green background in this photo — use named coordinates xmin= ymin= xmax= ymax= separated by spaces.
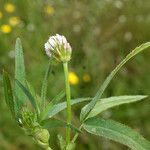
xmin=0 ymin=0 xmax=150 ymax=149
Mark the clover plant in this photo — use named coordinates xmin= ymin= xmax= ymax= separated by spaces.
xmin=3 ymin=35 xmax=150 ymax=150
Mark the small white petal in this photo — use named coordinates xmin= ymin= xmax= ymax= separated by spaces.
xmin=55 ymin=34 xmax=63 ymax=44
xmin=44 ymin=42 xmax=50 ymax=50
xmin=62 ymin=35 xmax=67 ymax=44
xmin=45 ymin=49 xmax=51 ymax=57
xmin=67 ymin=43 xmax=72 ymax=52
xmin=44 ymin=34 xmax=72 ymax=61
xmin=48 ymin=38 xmax=57 ymax=48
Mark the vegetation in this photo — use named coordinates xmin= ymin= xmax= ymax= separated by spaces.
xmin=1 ymin=0 xmax=150 ymax=149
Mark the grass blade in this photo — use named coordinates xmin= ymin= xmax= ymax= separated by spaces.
xmin=16 ymin=80 xmax=40 ymax=116
xmin=15 ymin=38 xmax=26 ymax=108
xmin=86 ymin=95 xmax=147 ymax=119
xmin=80 ymin=42 xmax=150 ymax=121
xmin=41 ymin=90 xmax=65 ymax=120
xmin=3 ymin=71 xmax=16 ymax=118
xmin=83 ymin=118 xmax=150 ymax=150
xmin=41 ymin=60 xmax=51 ymax=110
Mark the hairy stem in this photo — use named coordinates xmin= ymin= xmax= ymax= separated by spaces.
xmin=63 ymin=62 xmax=71 ymax=144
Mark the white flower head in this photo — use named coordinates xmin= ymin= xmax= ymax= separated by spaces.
xmin=44 ymin=34 xmax=72 ymax=62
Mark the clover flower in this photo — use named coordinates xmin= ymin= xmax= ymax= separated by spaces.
xmin=45 ymin=34 xmax=72 ymax=62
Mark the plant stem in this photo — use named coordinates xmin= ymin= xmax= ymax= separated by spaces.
xmin=72 ymin=125 xmax=83 ymax=143
xmin=63 ymin=62 xmax=71 ymax=144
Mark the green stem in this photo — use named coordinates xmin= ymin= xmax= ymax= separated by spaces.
xmin=72 ymin=125 xmax=83 ymax=143
xmin=63 ymin=62 xmax=71 ymax=144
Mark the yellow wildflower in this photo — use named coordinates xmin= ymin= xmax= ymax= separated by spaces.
xmin=0 ymin=11 xmax=3 ymax=19
xmin=4 ymin=3 xmax=15 ymax=13
xmin=44 ymin=5 xmax=54 ymax=15
xmin=1 ymin=24 xmax=12 ymax=33
xmin=83 ymin=73 xmax=91 ymax=82
xmin=69 ymin=72 xmax=79 ymax=85
xmin=9 ymin=17 xmax=20 ymax=26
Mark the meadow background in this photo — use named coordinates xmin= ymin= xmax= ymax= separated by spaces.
xmin=0 ymin=0 xmax=150 ymax=149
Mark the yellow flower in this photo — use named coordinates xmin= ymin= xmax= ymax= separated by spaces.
xmin=69 ymin=72 xmax=79 ymax=85
xmin=1 ymin=24 xmax=12 ymax=33
xmin=4 ymin=3 xmax=15 ymax=13
xmin=83 ymin=73 xmax=91 ymax=82
xmin=0 ymin=11 xmax=3 ymax=19
xmin=9 ymin=17 xmax=20 ymax=26
xmin=44 ymin=5 xmax=54 ymax=15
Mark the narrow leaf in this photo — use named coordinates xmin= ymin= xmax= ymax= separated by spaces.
xmin=66 ymin=143 xmax=76 ymax=150
xmin=80 ymin=42 xmax=150 ymax=121
xmin=16 ymin=80 xmax=40 ymax=115
xmin=86 ymin=95 xmax=147 ymax=119
xmin=58 ymin=134 xmax=75 ymax=150
xmin=15 ymin=38 xmax=26 ymax=107
xmin=41 ymin=90 xmax=65 ymax=120
xmin=58 ymin=135 xmax=66 ymax=150
xmin=48 ymin=97 xmax=91 ymax=118
xmin=26 ymin=80 xmax=37 ymax=101
xmin=3 ymin=71 xmax=16 ymax=117
xmin=83 ymin=118 xmax=150 ymax=150
xmin=41 ymin=60 xmax=51 ymax=110
xmin=41 ymin=118 xmax=80 ymax=133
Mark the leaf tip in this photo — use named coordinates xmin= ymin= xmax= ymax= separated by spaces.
xmin=16 ymin=37 xmax=21 ymax=43
xmin=142 ymin=95 xmax=148 ymax=99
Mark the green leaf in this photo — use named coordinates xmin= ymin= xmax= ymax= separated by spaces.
xmin=58 ymin=135 xmax=75 ymax=150
xmin=16 ymin=80 xmax=40 ymax=116
xmin=80 ymin=42 xmax=150 ymax=121
xmin=41 ymin=118 xmax=80 ymax=133
xmin=58 ymin=134 xmax=66 ymax=150
xmin=48 ymin=97 xmax=91 ymax=118
xmin=3 ymin=71 xmax=16 ymax=117
xmin=41 ymin=60 xmax=51 ymax=110
xmin=85 ymin=95 xmax=147 ymax=119
xmin=47 ymin=95 xmax=145 ymax=118
xmin=66 ymin=142 xmax=76 ymax=150
xmin=26 ymin=80 xmax=37 ymax=101
xmin=41 ymin=90 xmax=65 ymax=120
xmin=26 ymin=80 xmax=43 ymax=111
xmin=83 ymin=118 xmax=150 ymax=150
xmin=15 ymin=38 xmax=26 ymax=107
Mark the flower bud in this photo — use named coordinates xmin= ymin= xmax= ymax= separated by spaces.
xmin=45 ymin=34 xmax=72 ymax=62
xmin=33 ymin=128 xmax=50 ymax=149
xmin=19 ymin=109 xmax=37 ymax=128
